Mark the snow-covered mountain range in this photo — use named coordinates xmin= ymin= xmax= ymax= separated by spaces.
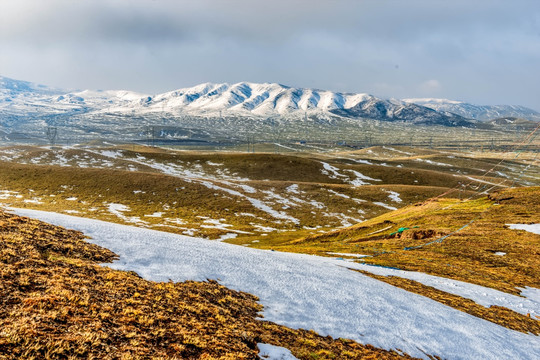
xmin=403 ymin=98 xmax=540 ymax=122
xmin=0 ymin=75 xmax=537 ymax=142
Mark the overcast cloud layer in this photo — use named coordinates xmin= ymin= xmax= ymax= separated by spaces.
xmin=1 ymin=0 xmax=539 ymax=109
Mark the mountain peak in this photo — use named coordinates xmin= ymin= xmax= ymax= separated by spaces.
xmin=0 ymin=75 xmax=63 ymax=95
xmin=403 ymin=98 xmax=465 ymax=105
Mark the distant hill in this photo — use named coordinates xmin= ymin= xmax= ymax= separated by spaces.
xmin=487 ymin=116 xmax=538 ymax=128
xmin=403 ymin=98 xmax=540 ymax=122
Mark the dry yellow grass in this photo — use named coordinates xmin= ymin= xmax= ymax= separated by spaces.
xmin=273 ymin=187 xmax=540 ymax=296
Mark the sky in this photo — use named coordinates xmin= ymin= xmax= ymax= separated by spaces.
xmin=0 ymin=0 xmax=539 ymax=109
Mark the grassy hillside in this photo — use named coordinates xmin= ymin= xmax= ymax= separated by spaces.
xmin=0 ymin=209 xmax=417 ymax=359
xmin=269 ymin=187 xmax=540 ymax=294
xmin=1 ymin=145 xmax=502 ymax=241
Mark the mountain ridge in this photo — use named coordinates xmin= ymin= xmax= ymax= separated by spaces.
xmin=0 ymin=76 xmax=464 ymax=122
xmin=1 ymin=75 xmax=537 ymax=122
xmin=403 ymin=98 xmax=540 ymax=122
xmin=1 ymin=75 xmax=538 ymax=142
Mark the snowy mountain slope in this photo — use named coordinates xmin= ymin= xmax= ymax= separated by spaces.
xmin=0 ymin=75 xmax=146 ymax=115
xmin=127 ymin=82 xmax=471 ymax=127
xmin=1 ymin=75 xmax=535 ymax=124
xmin=403 ymin=98 xmax=540 ymax=122
xmin=133 ymin=82 xmax=374 ymax=116
xmin=0 ymin=76 xmax=150 ymax=138
xmin=0 ymin=75 xmax=476 ymax=138
xmin=0 ymin=75 xmax=63 ymax=96
xmin=332 ymin=96 xmax=472 ymax=126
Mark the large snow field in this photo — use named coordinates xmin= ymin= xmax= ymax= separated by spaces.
xmin=10 ymin=208 xmax=540 ymax=360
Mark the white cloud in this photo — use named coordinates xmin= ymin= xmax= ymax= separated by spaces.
xmin=0 ymin=0 xmax=538 ymax=109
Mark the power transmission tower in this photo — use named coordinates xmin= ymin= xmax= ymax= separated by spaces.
xmin=274 ymin=126 xmax=282 ymax=154
xmin=246 ymin=135 xmax=255 ymax=153
xmin=151 ymin=126 xmax=156 ymax=147
xmin=46 ymin=126 xmax=57 ymax=147
xmin=145 ymin=126 xmax=156 ymax=147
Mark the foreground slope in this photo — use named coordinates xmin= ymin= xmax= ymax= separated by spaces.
xmin=11 ymin=207 xmax=540 ymax=360
xmin=0 ymin=209 xmax=414 ymax=359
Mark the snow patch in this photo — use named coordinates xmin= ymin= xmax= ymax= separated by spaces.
xmin=345 ymin=262 xmax=540 ymax=318
xmin=216 ymin=233 xmax=238 ymax=242
xmin=285 ymin=184 xmax=300 ymax=194
xmin=145 ymin=212 xmax=163 ymax=218
xmin=23 ymin=198 xmax=43 ymax=204
xmin=415 ymin=158 xmax=452 ymax=167
xmin=328 ymin=189 xmax=350 ymax=199
xmin=385 ymin=190 xmax=402 ymax=203
xmin=320 ymin=162 xmax=346 ymax=180
xmin=258 ymin=343 xmax=298 ymax=359
xmin=373 ymin=202 xmax=397 ymax=210
xmin=100 ymin=150 xmax=123 ymax=159
xmin=107 ymin=203 xmax=147 ymax=225
xmin=507 ymin=223 xmax=540 ymax=235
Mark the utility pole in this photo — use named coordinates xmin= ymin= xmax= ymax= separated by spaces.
xmin=275 ymin=128 xmax=282 ymax=154
xmin=146 ymin=126 xmax=156 ymax=147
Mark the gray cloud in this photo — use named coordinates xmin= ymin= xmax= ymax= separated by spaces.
xmin=0 ymin=0 xmax=539 ymax=109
